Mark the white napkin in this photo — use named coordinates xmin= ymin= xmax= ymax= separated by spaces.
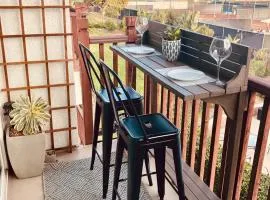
xmin=155 ymin=66 xmax=215 ymax=87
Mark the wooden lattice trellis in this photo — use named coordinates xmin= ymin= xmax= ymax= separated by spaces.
xmin=0 ymin=0 xmax=77 ymax=152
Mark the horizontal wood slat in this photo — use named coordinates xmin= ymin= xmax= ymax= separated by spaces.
xmin=0 ymin=5 xmax=71 ymax=9
xmin=90 ymin=34 xmax=128 ymax=44
xmin=180 ymin=35 xmax=248 ymax=65
xmin=0 ymin=59 xmax=73 ymax=66
xmin=50 ymin=105 xmax=76 ymax=111
xmin=180 ymin=29 xmax=249 ymax=64
xmin=0 ymin=33 xmax=72 ymax=38
xmin=248 ymin=76 xmax=270 ymax=97
xmin=179 ymin=52 xmax=235 ymax=81
xmin=45 ymin=127 xmax=76 ymax=133
xmin=180 ymin=45 xmax=241 ymax=73
xmin=1 ymin=83 xmax=74 ymax=92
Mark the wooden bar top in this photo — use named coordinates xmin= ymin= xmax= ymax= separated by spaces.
xmin=110 ymin=45 xmax=228 ymax=101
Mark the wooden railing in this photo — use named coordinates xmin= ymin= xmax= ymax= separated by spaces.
xmin=235 ymin=76 xmax=270 ymax=200
xmin=71 ymin=8 xmax=270 ymax=200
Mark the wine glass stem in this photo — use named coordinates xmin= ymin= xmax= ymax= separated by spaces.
xmin=217 ymin=60 xmax=222 ymax=82
xmin=141 ymin=33 xmax=143 ymax=47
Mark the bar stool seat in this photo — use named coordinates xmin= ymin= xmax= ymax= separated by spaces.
xmin=121 ymin=113 xmax=178 ymax=141
xmin=98 ymin=86 xmax=142 ymax=104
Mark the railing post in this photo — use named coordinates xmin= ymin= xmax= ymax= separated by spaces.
xmin=207 ymin=105 xmax=223 ymax=190
xmin=125 ymin=16 xmax=137 ymax=87
xmin=221 ymin=92 xmax=248 ymax=200
xmin=234 ymin=92 xmax=256 ymax=199
xmin=72 ymin=7 xmax=94 ymax=145
xmin=198 ymin=102 xmax=211 ymax=179
xmin=188 ymin=100 xmax=200 ymax=170
xmin=247 ymin=97 xmax=270 ymax=199
xmin=181 ymin=100 xmax=191 ymax=161
xmin=125 ymin=16 xmax=137 ymax=43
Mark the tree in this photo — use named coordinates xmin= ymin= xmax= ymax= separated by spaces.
xmin=103 ymin=0 xmax=128 ymax=18
xmin=179 ymin=11 xmax=214 ymax=37
xmin=249 ymin=48 xmax=270 ymax=77
xmin=84 ymin=0 xmax=104 ymax=7
xmin=82 ymin=0 xmax=128 ymax=18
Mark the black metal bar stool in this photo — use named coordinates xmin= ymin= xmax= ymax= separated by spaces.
xmin=100 ymin=60 xmax=185 ymax=200
xmin=79 ymin=44 xmax=153 ymax=199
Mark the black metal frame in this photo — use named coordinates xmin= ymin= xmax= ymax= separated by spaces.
xmin=79 ymin=43 xmax=153 ymax=199
xmin=99 ymin=60 xmax=149 ymax=140
xmin=79 ymin=43 xmax=105 ymax=95
xmin=100 ymin=60 xmax=186 ymax=200
xmin=79 ymin=43 xmax=110 ymax=168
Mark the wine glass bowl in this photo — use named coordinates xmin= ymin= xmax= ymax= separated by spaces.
xmin=135 ymin=17 xmax=149 ymax=51
xmin=209 ymin=36 xmax=232 ymax=86
xmin=136 ymin=17 xmax=148 ymax=35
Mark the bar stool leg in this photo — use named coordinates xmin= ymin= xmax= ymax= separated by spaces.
xmin=154 ymin=147 xmax=166 ymax=200
xmin=127 ymin=143 xmax=144 ymax=200
xmin=112 ymin=136 xmax=125 ymax=200
xmin=144 ymin=151 xmax=153 ymax=186
xmin=90 ymin=103 xmax=102 ymax=170
xmin=134 ymin=102 xmax=153 ymax=187
xmin=102 ymin=104 xmax=114 ymax=199
xmin=172 ymin=137 xmax=185 ymax=200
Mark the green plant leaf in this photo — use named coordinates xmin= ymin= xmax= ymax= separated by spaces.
xmin=9 ymin=96 xmax=51 ymax=135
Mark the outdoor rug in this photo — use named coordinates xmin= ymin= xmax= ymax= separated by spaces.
xmin=43 ymin=153 xmax=152 ymax=200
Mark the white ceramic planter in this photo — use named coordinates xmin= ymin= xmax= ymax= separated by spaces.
xmin=6 ymin=129 xmax=45 ymax=179
xmin=162 ymin=39 xmax=181 ymax=62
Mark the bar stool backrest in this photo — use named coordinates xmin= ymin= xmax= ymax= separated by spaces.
xmin=79 ymin=43 xmax=105 ymax=96
xmin=100 ymin=60 xmax=149 ymax=141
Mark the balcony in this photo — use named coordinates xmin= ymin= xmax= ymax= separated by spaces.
xmin=1 ymin=2 xmax=270 ymax=200
xmin=70 ymin=9 xmax=270 ymax=200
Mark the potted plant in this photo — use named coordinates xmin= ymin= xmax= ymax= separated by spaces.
xmin=161 ymin=26 xmax=181 ymax=62
xmin=6 ymin=96 xmax=50 ymax=179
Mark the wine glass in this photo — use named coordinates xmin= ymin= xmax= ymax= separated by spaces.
xmin=135 ymin=17 xmax=149 ymax=51
xmin=209 ymin=36 xmax=232 ymax=86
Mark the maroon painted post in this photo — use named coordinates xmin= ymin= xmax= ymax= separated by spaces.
xmin=247 ymin=97 xmax=270 ymax=199
xmin=125 ymin=16 xmax=137 ymax=87
xmin=221 ymin=92 xmax=248 ymax=200
xmin=71 ymin=7 xmax=94 ymax=145
xmin=125 ymin=16 xmax=137 ymax=43
xmin=207 ymin=105 xmax=223 ymax=190
xmin=234 ymin=92 xmax=256 ymax=199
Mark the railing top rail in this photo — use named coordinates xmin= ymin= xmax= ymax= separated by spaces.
xmin=89 ymin=34 xmax=128 ymax=44
xmin=248 ymin=76 xmax=270 ymax=97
